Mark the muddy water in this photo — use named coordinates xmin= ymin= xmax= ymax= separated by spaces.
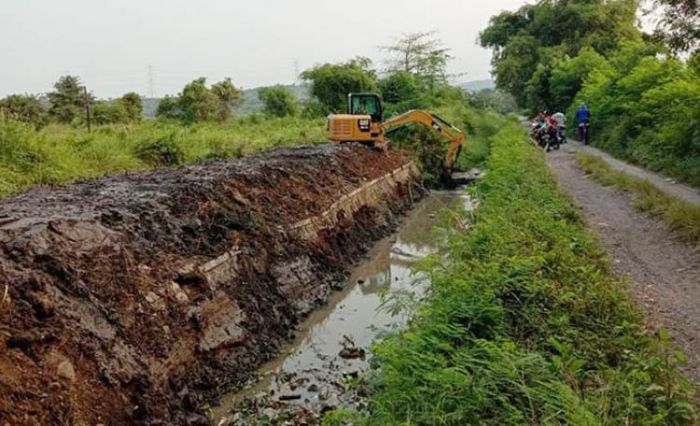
xmin=212 ymin=189 xmax=473 ymax=422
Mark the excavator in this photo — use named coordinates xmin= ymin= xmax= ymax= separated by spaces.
xmin=327 ymin=93 xmax=465 ymax=176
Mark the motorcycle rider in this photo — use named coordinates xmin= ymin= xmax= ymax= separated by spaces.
xmin=552 ymin=112 xmax=566 ymax=143
xmin=575 ymin=102 xmax=590 ymax=144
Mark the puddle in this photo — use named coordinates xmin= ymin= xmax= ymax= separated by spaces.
xmin=212 ymin=188 xmax=473 ymax=423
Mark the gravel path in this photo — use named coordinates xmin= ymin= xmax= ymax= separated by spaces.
xmin=573 ymin=142 xmax=700 ymax=206
xmin=546 ymin=143 xmax=700 ymax=389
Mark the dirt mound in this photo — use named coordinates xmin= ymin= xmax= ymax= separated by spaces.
xmin=0 ymin=144 xmax=423 ymax=424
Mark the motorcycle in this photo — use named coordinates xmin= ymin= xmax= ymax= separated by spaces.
xmin=532 ymin=122 xmax=560 ymax=152
xmin=557 ymin=125 xmax=566 ymax=144
xmin=578 ymin=121 xmax=590 ymax=145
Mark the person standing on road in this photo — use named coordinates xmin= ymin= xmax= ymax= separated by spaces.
xmin=575 ymin=102 xmax=590 ymax=144
xmin=552 ymin=112 xmax=566 ymax=143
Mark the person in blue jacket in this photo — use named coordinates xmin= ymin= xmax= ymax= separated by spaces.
xmin=575 ymin=102 xmax=590 ymax=144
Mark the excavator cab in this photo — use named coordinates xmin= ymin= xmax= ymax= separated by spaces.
xmin=348 ymin=93 xmax=382 ymax=123
xmin=327 ymin=93 xmax=384 ymax=144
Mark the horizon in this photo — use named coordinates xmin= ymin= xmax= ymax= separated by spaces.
xmin=0 ymin=0 xmax=527 ymax=98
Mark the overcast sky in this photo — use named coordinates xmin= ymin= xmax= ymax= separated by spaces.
xmin=0 ymin=0 xmax=529 ymax=98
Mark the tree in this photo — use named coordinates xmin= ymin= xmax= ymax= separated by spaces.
xmin=156 ymin=95 xmax=181 ymax=119
xmin=549 ymin=48 xmax=612 ymax=111
xmin=178 ymin=77 xmax=218 ymax=123
xmin=48 ymin=75 xmax=89 ymax=124
xmin=258 ymin=86 xmax=299 ymax=117
xmin=652 ymin=0 xmax=700 ymax=53
xmin=381 ymin=32 xmax=452 ymax=90
xmin=211 ymin=78 xmax=241 ymax=121
xmin=480 ymin=0 xmax=639 ymax=107
xmin=92 ymin=101 xmax=125 ymax=125
xmin=378 ymin=71 xmax=420 ymax=104
xmin=0 ymin=94 xmax=45 ymax=125
xmin=301 ymin=58 xmax=377 ymax=113
xmin=118 ymin=92 xmax=143 ymax=123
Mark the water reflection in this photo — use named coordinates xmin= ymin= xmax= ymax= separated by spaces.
xmin=212 ymin=190 xmax=471 ymax=418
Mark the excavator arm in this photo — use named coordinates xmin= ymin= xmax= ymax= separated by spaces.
xmin=381 ymin=110 xmax=465 ymax=171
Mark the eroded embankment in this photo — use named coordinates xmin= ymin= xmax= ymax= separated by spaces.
xmin=0 ymin=144 xmax=422 ymax=424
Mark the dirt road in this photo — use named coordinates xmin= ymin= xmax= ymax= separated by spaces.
xmin=547 ymin=143 xmax=700 ymax=388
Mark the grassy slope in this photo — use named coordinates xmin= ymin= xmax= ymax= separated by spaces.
xmin=576 ymin=153 xmax=700 ymax=250
xmin=0 ymin=116 xmax=325 ymax=198
xmin=330 ymin=121 xmax=695 ymax=425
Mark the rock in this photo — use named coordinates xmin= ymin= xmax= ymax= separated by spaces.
xmin=144 ymin=291 xmax=157 ymax=303
xmin=261 ymin=407 xmax=278 ymax=419
xmin=57 ymin=360 xmax=75 ymax=382
xmin=169 ymin=281 xmax=189 ymax=304
xmin=307 ymin=383 xmax=319 ymax=393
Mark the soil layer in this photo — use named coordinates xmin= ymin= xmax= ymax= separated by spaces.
xmin=0 ymin=144 xmax=422 ymax=424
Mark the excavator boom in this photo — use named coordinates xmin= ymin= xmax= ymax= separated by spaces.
xmin=381 ymin=110 xmax=464 ymax=171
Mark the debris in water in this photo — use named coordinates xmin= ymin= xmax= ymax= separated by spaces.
xmin=338 ymin=335 xmax=366 ymax=359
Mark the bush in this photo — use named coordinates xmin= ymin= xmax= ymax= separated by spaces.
xmin=258 ymin=86 xmax=299 ymax=117
xmin=135 ymin=137 xmax=184 ymax=167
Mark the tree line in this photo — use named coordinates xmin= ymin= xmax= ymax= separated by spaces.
xmin=1 ymin=32 xmax=472 ymax=129
xmin=0 ymin=76 xmax=143 ymax=128
xmin=481 ymin=0 xmax=700 ymax=187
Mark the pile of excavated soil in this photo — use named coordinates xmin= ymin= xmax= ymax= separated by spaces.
xmin=0 ymin=144 xmax=423 ymax=424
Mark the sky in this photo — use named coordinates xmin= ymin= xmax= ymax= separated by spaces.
xmin=0 ymin=0 xmax=529 ymax=98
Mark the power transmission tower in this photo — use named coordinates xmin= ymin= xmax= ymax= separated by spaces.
xmin=294 ymin=59 xmax=300 ymax=85
xmin=148 ymin=65 xmax=155 ymax=98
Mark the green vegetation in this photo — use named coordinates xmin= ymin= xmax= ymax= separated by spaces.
xmin=344 ymin=122 xmax=694 ymax=425
xmin=465 ymin=88 xmax=519 ymax=115
xmin=0 ymin=115 xmax=324 ymax=198
xmin=652 ymin=0 xmax=699 ymax=53
xmin=301 ymin=58 xmax=378 ymax=114
xmin=577 ymin=153 xmax=700 ymax=249
xmin=480 ymin=0 xmax=700 ymax=188
xmin=157 ymin=77 xmax=242 ymax=123
xmin=92 ymin=92 xmax=143 ymax=125
xmin=0 ymin=94 xmax=44 ymax=126
xmin=258 ymin=86 xmax=299 ymax=117
xmin=570 ymin=43 xmax=700 ymax=187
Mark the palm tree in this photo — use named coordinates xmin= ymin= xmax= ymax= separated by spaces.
xmin=211 ymin=78 xmax=241 ymax=122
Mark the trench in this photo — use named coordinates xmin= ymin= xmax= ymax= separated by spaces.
xmin=212 ymin=188 xmax=475 ymax=423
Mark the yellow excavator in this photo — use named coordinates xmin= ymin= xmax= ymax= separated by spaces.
xmin=327 ymin=93 xmax=465 ymax=173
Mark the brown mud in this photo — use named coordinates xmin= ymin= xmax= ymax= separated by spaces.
xmin=0 ymin=144 xmax=423 ymax=425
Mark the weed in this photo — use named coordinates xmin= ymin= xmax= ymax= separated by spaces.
xmin=576 ymin=153 xmax=700 ymax=249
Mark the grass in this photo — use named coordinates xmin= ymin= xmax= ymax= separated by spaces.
xmin=329 ymin=121 xmax=696 ymax=425
xmin=576 ymin=153 xmax=700 ymax=249
xmin=0 ymin=98 xmax=504 ymax=198
xmin=0 ymin=115 xmax=326 ymax=198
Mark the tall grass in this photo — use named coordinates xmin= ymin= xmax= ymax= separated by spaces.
xmin=577 ymin=153 xmax=700 ymax=249
xmin=343 ymin=121 xmax=695 ymax=425
xmin=0 ymin=115 xmax=325 ymax=198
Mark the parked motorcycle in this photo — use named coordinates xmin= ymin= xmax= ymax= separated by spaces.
xmin=531 ymin=121 xmax=560 ymax=152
